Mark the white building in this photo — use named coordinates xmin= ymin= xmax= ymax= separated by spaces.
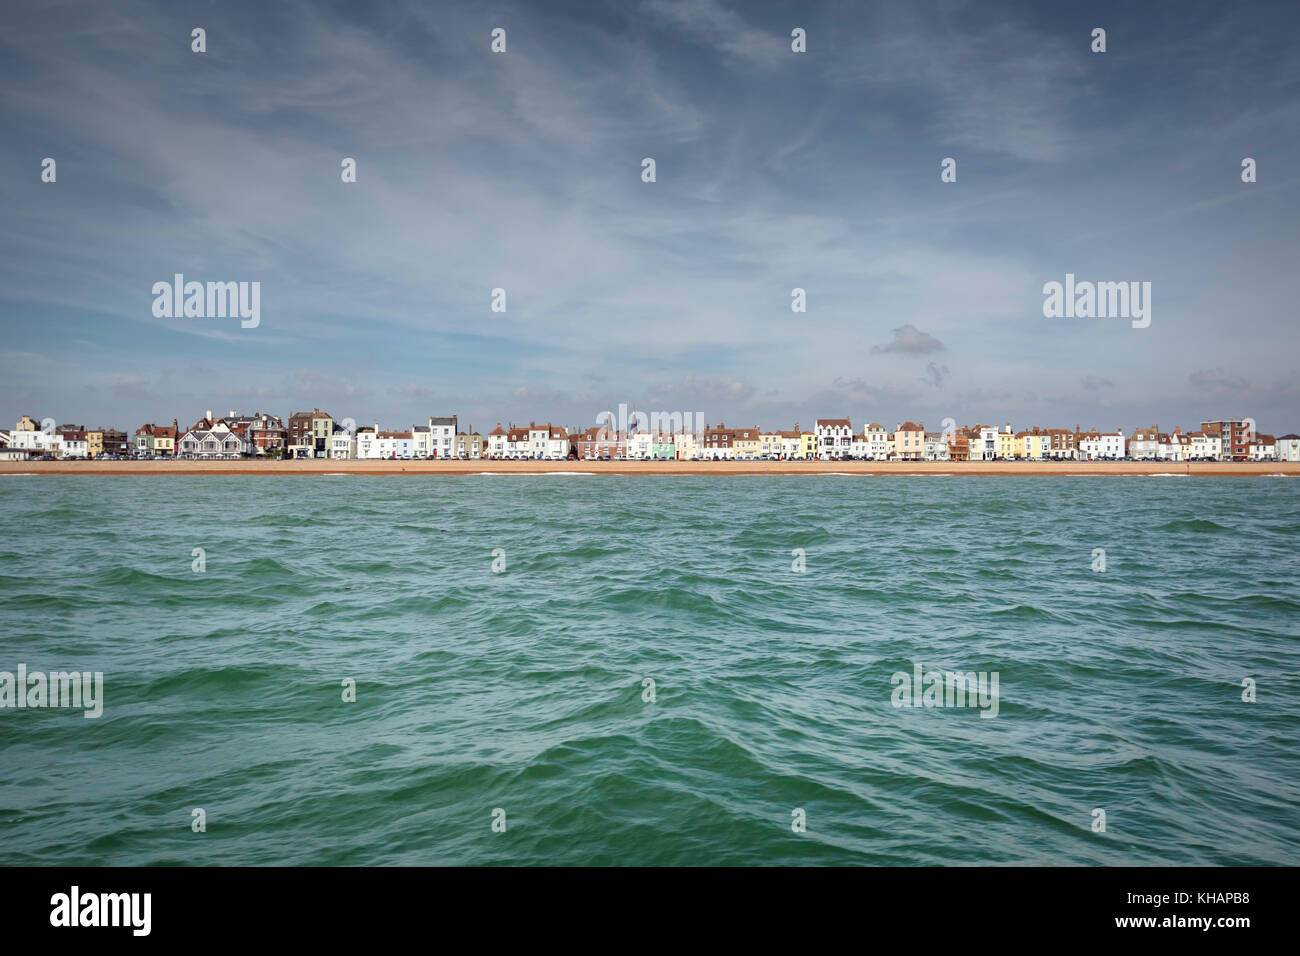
xmin=860 ymin=423 xmax=889 ymax=460
xmin=1129 ymin=427 xmax=1161 ymax=460
xmin=525 ymin=423 xmax=569 ymax=459
xmin=178 ymin=424 xmax=246 ymax=459
xmin=6 ymin=428 xmax=53 ymax=454
xmin=670 ymin=430 xmax=698 ymax=460
xmin=958 ymin=425 xmax=1000 ymax=461
xmin=330 ymin=432 xmax=356 ymax=459
xmin=923 ymin=432 xmax=950 ymax=461
xmin=1276 ymin=434 xmax=1300 ymax=462
xmin=1188 ymin=431 xmax=1222 ymax=461
xmin=356 ymin=427 xmax=414 ymax=459
xmin=780 ymin=431 xmax=804 ymax=460
xmin=1158 ymin=431 xmax=1190 ymax=461
xmin=57 ymin=432 xmax=88 ymax=458
xmin=411 ymin=416 xmax=456 ymax=458
xmin=1248 ymin=435 xmax=1277 ymax=461
xmin=815 ymin=418 xmax=852 ymax=459
xmin=1078 ymin=431 xmax=1126 ymax=460
xmin=626 ymin=431 xmax=655 ymax=459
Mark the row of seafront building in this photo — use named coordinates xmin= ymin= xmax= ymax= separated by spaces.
xmin=3 ymin=412 xmax=1297 ymax=462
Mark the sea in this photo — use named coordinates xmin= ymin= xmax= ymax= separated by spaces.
xmin=1 ymin=474 xmax=1297 ymax=865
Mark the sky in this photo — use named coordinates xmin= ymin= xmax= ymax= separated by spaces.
xmin=2 ymin=0 xmax=1298 ymax=436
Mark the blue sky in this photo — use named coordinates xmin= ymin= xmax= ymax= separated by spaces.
xmin=2 ymin=0 xmax=1297 ymax=434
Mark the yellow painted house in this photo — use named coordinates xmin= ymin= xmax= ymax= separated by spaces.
xmin=800 ymin=432 xmax=817 ymax=459
xmin=997 ymin=428 xmax=1019 ymax=459
xmin=732 ymin=426 xmax=762 ymax=460
xmin=86 ymin=429 xmax=104 ymax=458
xmin=1017 ymin=430 xmax=1049 ymax=460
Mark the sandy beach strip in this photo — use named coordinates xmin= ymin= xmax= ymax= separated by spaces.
xmin=2 ymin=459 xmax=1298 ymax=476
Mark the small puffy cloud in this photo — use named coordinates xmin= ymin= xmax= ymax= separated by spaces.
xmin=921 ymin=362 xmax=950 ymax=390
xmin=871 ymin=324 xmax=945 ymax=355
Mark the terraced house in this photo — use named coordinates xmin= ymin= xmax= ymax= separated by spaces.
xmin=1077 ymin=429 xmax=1126 ymax=460
xmin=93 ymin=427 xmax=128 ymax=457
xmin=1246 ymin=433 xmax=1276 ymax=461
xmin=58 ymin=427 xmax=88 ymax=458
xmin=412 ymin=415 xmax=457 ymax=458
xmin=287 ymin=408 xmax=335 ymax=458
xmin=528 ymin=423 xmax=570 ymax=459
xmin=815 ymin=418 xmax=852 ymax=458
xmin=1045 ymin=428 xmax=1077 ymax=460
xmin=626 ymin=430 xmax=674 ymax=459
xmin=781 ymin=428 xmax=805 ymax=460
xmin=178 ymin=419 xmax=246 ymax=459
xmin=330 ymin=430 xmax=356 ymax=459
xmin=1129 ymin=426 xmax=1161 ymax=460
xmin=862 ymin=423 xmax=890 ymax=460
xmin=133 ymin=421 xmax=178 ymax=457
xmin=1187 ymin=430 xmax=1221 ymax=461
xmin=701 ymin=423 xmax=760 ymax=459
xmin=732 ymin=426 xmax=761 ymax=460
xmin=1159 ymin=428 xmax=1190 ymax=461
xmin=759 ymin=426 xmax=804 ymax=459
xmin=356 ymin=426 xmax=413 ymax=459
xmin=245 ymin=413 xmax=288 ymax=455
xmin=571 ymin=425 xmax=625 ymax=460
xmin=426 ymin=416 xmax=458 ymax=459
xmin=454 ymin=428 xmax=485 ymax=459
xmin=671 ymin=428 xmax=700 ymax=460
xmin=893 ymin=421 xmax=925 ymax=461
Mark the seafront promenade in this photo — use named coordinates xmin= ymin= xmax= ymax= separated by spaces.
xmin=3 ymin=459 xmax=1297 ymax=476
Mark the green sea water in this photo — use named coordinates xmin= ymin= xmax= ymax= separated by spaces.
xmin=1 ymin=474 xmax=1297 ymax=865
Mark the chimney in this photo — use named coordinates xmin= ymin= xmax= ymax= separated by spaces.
xmin=206 ymin=409 xmax=212 ymax=420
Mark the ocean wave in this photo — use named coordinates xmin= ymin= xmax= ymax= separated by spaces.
xmin=1157 ymin=519 xmax=1228 ymax=533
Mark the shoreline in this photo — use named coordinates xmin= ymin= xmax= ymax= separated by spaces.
xmin=2 ymin=459 xmax=1297 ymax=476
